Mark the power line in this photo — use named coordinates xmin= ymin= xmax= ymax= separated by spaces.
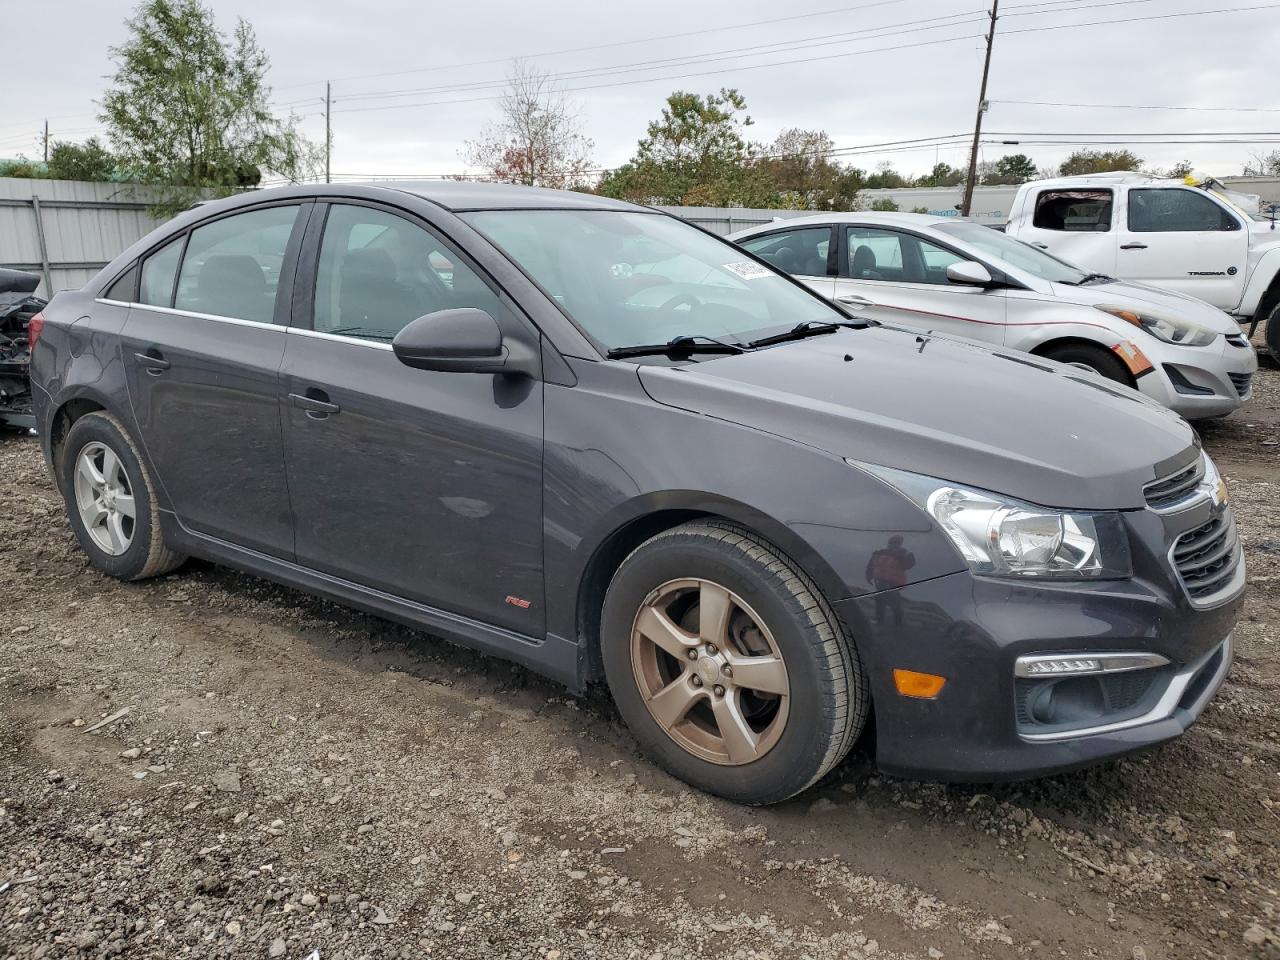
xmin=331 ymin=0 xmax=1156 ymax=107
xmin=991 ymin=98 xmax=1280 ymax=113
xmin=330 ymin=2 xmax=1280 ymax=116
xmin=333 ymin=9 xmax=990 ymax=105
xmin=272 ymin=0 xmax=918 ymax=91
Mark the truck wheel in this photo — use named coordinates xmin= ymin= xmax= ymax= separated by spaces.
xmin=600 ymin=520 xmax=868 ymax=804
xmin=58 ymin=411 xmax=186 ymax=581
xmin=1265 ymin=302 xmax=1280 ymax=363
xmin=1042 ymin=343 xmax=1132 ymax=385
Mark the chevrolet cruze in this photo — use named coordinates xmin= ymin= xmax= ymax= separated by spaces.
xmin=29 ymin=183 xmax=1243 ymax=804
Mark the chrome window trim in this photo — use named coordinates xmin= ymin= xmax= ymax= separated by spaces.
xmin=287 ymin=327 xmax=394 ymax=351
xmin=1014 ymin=651 xmax=1170 ymax=679
xmin=112 ymin=300 xmax=282 ymax=330
xmin=94 ymin=298 xmax=133 ymax=308
xmin=1019 ymin=634 xmax=1231 ymax=743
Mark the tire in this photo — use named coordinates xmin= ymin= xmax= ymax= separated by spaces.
xmin=1041 ymin=342 xmax=1132 ymax=385
xmin=58 ymin=411 xmax=186 ymax=581
xmin=1265 ymin=302 xmax=1280 ymax=363
xmin=600 ymin=520 xmax=868 ymax=804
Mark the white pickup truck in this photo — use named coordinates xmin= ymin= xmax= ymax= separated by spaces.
xmin=1005 ymin=173 xmax=1279 ymax=357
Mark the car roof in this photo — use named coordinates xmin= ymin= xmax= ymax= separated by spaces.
xmin=385 ymin=180 xmax=640 ymax=211
xmin=188 ymin=180 xmax=644 ymax=215
xmin=732 ymin=211 xmax=973 ymax=234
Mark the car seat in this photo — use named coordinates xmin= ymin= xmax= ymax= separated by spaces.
xmin=196 ymin=254 xmax=270 ymax=323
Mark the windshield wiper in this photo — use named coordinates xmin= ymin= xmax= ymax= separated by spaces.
xmin=747 ymin=319 xmax=866 ymax=349
xmin=606 ymin=334 xmax=746 ymax=360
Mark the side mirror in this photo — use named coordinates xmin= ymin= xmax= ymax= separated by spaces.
xmin=392 ymin=308 xmax=534 ymax=376
xmin=946 ymin=260 xmax=995 ymax=287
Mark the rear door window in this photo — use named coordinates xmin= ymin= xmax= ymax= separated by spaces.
xmin=173 ymin=206 xmax=300 ymax=323
xmin=1032 ymin=190 xmax=1114 ymax=232
xmin=1128 ymin=188 xmax=1240 ymax=232
xmin=138 ymin=237 xmax=184 ymax=307
xmin=738 ymin=227 xmax=832 ymax=277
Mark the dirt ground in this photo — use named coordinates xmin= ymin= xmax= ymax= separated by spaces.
xmin=1 ymin=353 xmax=1278 ymax=960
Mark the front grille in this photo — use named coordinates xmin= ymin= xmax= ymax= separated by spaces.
xmin=1225 ymin=333 xmax=1250 ymax=348
xmin=1143 ymin=459 xmax=1204 ymax=511
xmin=1228 ymin=371 xmax=1253 ymax=397
xmin=1171 ymin=512 xmax=1240 ymax=602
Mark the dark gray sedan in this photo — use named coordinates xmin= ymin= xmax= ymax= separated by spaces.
xmin=28 ymin=183 xmax=1242 ymax=803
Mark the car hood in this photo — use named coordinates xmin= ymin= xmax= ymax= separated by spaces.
xmin=1048 ymin=278 xmax=1240 ymax=335
xmin=637 ymin=326 xmax=1196 ymax=511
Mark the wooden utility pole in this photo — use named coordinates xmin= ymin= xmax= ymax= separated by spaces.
xmin=960 ymin=0 xmax=999 ymax=217
xmin=325 ymin=82 xmax=331 ymax=184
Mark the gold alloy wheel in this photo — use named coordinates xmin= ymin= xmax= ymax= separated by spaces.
xmin=630 ymin=578 xmax=791 ymax=765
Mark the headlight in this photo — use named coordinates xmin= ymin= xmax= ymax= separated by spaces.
xmin=1095 ymin=304 xmax=1218 ymax=347
xmin=855 ymin=463 xmax=1132 ymax=580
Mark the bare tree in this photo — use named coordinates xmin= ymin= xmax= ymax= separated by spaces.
xmin=464 ymin=60 xmax=594 ymax=189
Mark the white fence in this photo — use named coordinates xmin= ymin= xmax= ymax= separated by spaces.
xmin=0 ymin=179 xmax=169 ymax=298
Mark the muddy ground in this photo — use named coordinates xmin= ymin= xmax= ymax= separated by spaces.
xmin=1 ymin=351 xmax=1277 ymax=960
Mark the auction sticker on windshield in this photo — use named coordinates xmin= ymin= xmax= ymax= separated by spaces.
xmin=723 ymin=261 xmax=773 ymax=281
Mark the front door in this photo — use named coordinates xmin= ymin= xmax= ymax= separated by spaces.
xmin=120 ymin=203 xmax=306 ymax=558
xmin=1116 ymin=187 xmax=1249 ymax=309
xmin=833 ymin=225 xmax=1007 ymax=344
xmin=281 ymin=202 xmax=545 ymax=636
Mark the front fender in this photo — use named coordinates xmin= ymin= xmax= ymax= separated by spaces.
xmin=1238 ymin=244 xmax=1280 ymax=317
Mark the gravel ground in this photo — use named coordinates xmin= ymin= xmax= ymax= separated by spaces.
xmin=1 ymin=352 xmax=1278 ymax=960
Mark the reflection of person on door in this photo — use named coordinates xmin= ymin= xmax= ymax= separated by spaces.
xmin=866 ymin=536 xmax=916 ymax=626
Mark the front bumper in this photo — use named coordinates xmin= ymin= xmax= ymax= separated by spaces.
xmin=1133 ymin=335 xmax=1258 ymax=419
xmin=834 ymin=569 xmax=1241 ymax=781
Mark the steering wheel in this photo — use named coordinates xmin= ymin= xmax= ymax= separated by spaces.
xmin=658 ymin=292 xmax=702 ymax=314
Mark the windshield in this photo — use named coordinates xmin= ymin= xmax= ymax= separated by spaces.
xmin=462 ymin=209 xmax=842 ymax=350
xmin=935 ymin=220 xmax=1089 ymax=284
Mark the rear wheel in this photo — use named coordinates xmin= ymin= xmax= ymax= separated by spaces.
xmin=601 ymin=520 xmax=868 ymax=804
xmin=59 ymin=411 xmax=186 ymax=581
xmin=1042 ymin=342 xmax=1132 ymax=385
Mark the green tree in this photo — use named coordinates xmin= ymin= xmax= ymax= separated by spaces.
xmin=989 ymin=153 xmax=1037 ymax=184
xmin=1057 ymin=149 xmax=1142 ymax=177
xmin=758 ymin=128 xmax=855 ymax=210
xmin=101 ymin=0 xmax=316 ymax=212
xmin=47 ymin=138 xmax=118 ymax=182
xmin=916 ymin=162 xmax=964 ymax=188
xmin=598 ymin=89 xmax=779 ymax=207
xmin=864 ymin=162 xmax=911 ymax=190
xmin=0 ymin=157 xmax=44 ymax=179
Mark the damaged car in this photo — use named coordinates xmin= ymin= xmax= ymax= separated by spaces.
xmin=0 ymin=267 xmax=45 ymax=433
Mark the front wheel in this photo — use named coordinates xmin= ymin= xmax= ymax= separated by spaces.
xmin=601 ymin=521 xmax=868 ymax=804
xmin=1265 ymin=302 xmax=1280 ymax=363
xmin=1041 ymin=342 xmax=1132 ymax=385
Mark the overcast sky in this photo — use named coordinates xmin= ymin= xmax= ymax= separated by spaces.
xmin=4 ymin=0 xmax=1280 ymax=183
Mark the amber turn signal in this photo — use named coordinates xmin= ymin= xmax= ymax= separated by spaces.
xmin=893 ymin=669 xmax=946 ymax=699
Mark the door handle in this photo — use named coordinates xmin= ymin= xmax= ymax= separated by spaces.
xmin=1120 ymin=242 xmax=1149 ymax=250
xmin=1030 ymin=242 xmax=1049 ymax=249
xmin=837 ymin=294 xmax=875 ymax=306
xmin=289 ymin=391 xmax=341 ymax=419
xmin=133 ymin=350 xmax=170 ymax=374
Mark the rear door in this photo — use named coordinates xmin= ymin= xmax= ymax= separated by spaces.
xmin=1008 ymin=187 xmax=1118 ymax=275
xmin=1116 ymin=187 xmax=1249 ymax=309
xmin=833 ymin=225 xmax=1007 ymax=344
xmin=736 ymin=225 xmax=836 ymax=299
xmin=119 ymin=202 xmax=308 ymax=558
xmin=280 ymin=201 xmax=545 ymax=635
